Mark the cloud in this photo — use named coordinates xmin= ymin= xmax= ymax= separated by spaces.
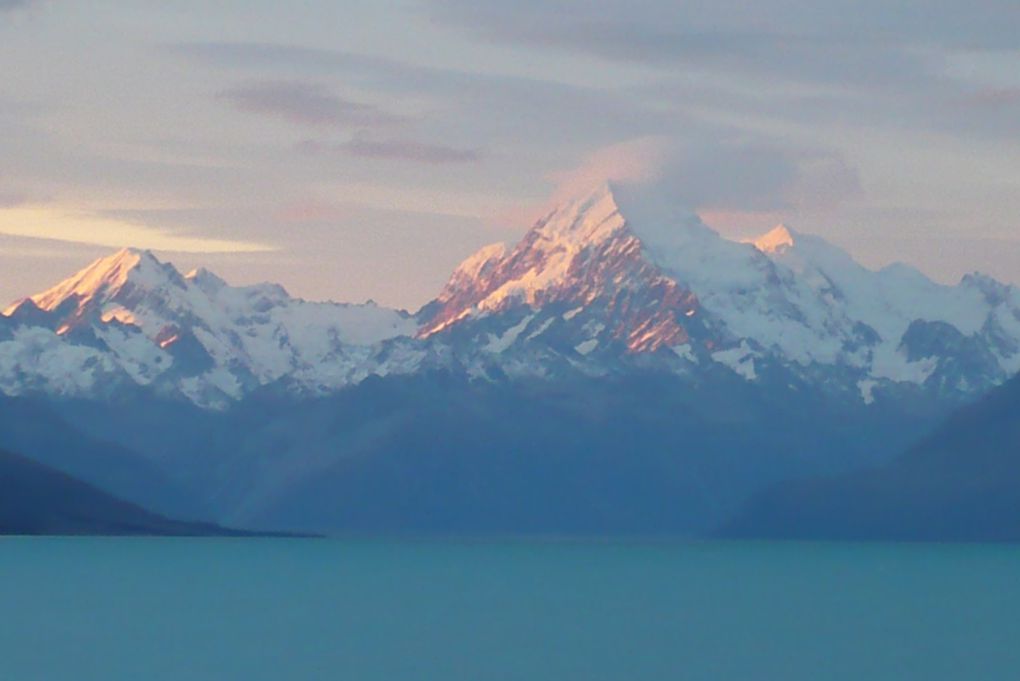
xmin=0 ymin=180 xmax=29 ymax=208
xmin=431 ymin=0 xmax=1020 ymax=52
xmin=343 ymin=136 xmax=481 ymax=164
xmin=0 ymin=205 xmax=275 ymax=253
xmin=0 ymin=191 xmax=27 ymax=207
xmin=957 ymin=87 xmax=1020 ymax=109
xmin=425 ymin=0 xmax=1020 ymax=89
xmin=552 ymin=136 xmax=861 ymax=213
xmin=170 ymin=41 xmax=377 ymax=73
xmin=0 ymin=0 xmax=32 ymax=9
xmin=547 ymin=138 xmax=667 ymax=202
xmin=174 ymin=41 xmax=683 ymax=148
xmin=218 ymin=81 xmax=402 ymax=128
xmin=0 ymin=174 xmax=32 ymax=208
xmin=299 ymin=134 xmax=481 ymax=165
xmin=783 ymin=153 xmax=863 ymax=210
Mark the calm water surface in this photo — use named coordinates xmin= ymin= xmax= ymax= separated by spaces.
xmin=1 ymin=538 xmax=1019 ymax=680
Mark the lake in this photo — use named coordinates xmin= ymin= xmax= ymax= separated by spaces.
xmin=1 ymin=538 xmax=1018 ymax=680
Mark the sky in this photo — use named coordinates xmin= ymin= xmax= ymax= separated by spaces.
xmin=1 ymin=0 xmax=1019 ymax=310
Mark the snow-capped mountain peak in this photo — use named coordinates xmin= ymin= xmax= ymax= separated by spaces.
xmin=417 ymin=181 xmax=1020 ymax=398
xmin=0 ymin=248 xmax=417 ymax=406
xmin=2 ymin=182 xmax=1020 ymax=410
xmin=435 ymin=242 xmax=508 ymax=305
xmin=749 ymin=225 xmax=796 ymax=254
xmin=185 ymin=266 xmax=228 ymax=294
xmin=419 ymin=182 xmax=710 ymax=351
xmin=531 ymin=182 xmax=625 ymax=247
xmin=4 ymin=247 xmax=176 ymax=318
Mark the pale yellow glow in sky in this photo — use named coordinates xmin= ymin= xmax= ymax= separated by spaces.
xmin=0 ymin=206 xmax=275 ymax=254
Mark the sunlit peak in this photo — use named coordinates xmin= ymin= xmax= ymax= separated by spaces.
xmin=749 ymin=225 xmax=796 ymax=254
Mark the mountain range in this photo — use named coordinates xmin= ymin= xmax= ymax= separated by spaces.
xmin=4 ymin=183 xmax=1019 ymax=410
xmin=2 ymin=182 xmax=1018 ymax=536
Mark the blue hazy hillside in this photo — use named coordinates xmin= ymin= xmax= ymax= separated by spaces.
xmin=722 ymin=373 xmax=1020 ymax=541
xmin=0 ymin=448 xmax=242 ymax=536
xmin=9 ymin=370 xmax=940 ymax=536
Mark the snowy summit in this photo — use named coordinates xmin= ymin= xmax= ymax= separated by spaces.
xmin=2 ymin=182 xmax=1020 ymax=408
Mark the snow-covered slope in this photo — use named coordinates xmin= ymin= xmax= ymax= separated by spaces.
xmin=421 ymin=184 xmax=701 ymax=358
xmin=3 ymin=182 xmax=1019 ymax=408
xmin=418 ymin=182 xmax=1020 ymax=401
xmin=0 ymin=248 xmax=416 ymax=406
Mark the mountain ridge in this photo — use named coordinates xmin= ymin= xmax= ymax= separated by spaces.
xmin=2 ymin=182 xmax=1019 ymax=409
xmin=413 ymin=182 xmax=1020 ymax=401
xmin=4 ymin=181 xmax=1011 ymax=535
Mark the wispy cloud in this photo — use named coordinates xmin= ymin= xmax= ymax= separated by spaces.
xmin=343 ymin=136 xmax=481 ymax=164
xmin=174 ymin=41 xmax=681 ymax=148
xmin=0 ymin=174 xmax=32 ymax=208
xmin=426 ymin=0 xmax=1020 ymax=86
xmin=218 ymin=81 xmax=402 ymax=128
xmin=551 ymin=136 xmax=861 ymax=213
xmin=299 ymin=134 xmax=481 ymax=164
xmin=958 ymin=87 xmax=1020 ymax=109
xmin=0 ymin=191 xmax=27 ymax=207
xmin=0 ymin=205 xmax=275 ymax=253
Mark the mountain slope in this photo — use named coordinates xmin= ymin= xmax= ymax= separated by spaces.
xmin=2 ymin=248 xmax=415 ymax=407
xmin=0 ymin=182 xmax=1018 ymax=536
xmin=418 ymin=182 xmax=1020 ymax=402
xmin=2 ymin=183 xmax=1019 ymax=409
xmin=0 ymin=394 xmax=205 ymax=519
xmin=720 ymin=373 xmax=1020 ymax=542
xmin=188 ymin=372 xmax=937 ymax=535
xmin=0 ymin=449 xmax=243 ymax=536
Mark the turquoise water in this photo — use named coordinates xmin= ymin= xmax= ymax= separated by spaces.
xmin=2 ymin=539 xmax=1019 ymax=680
